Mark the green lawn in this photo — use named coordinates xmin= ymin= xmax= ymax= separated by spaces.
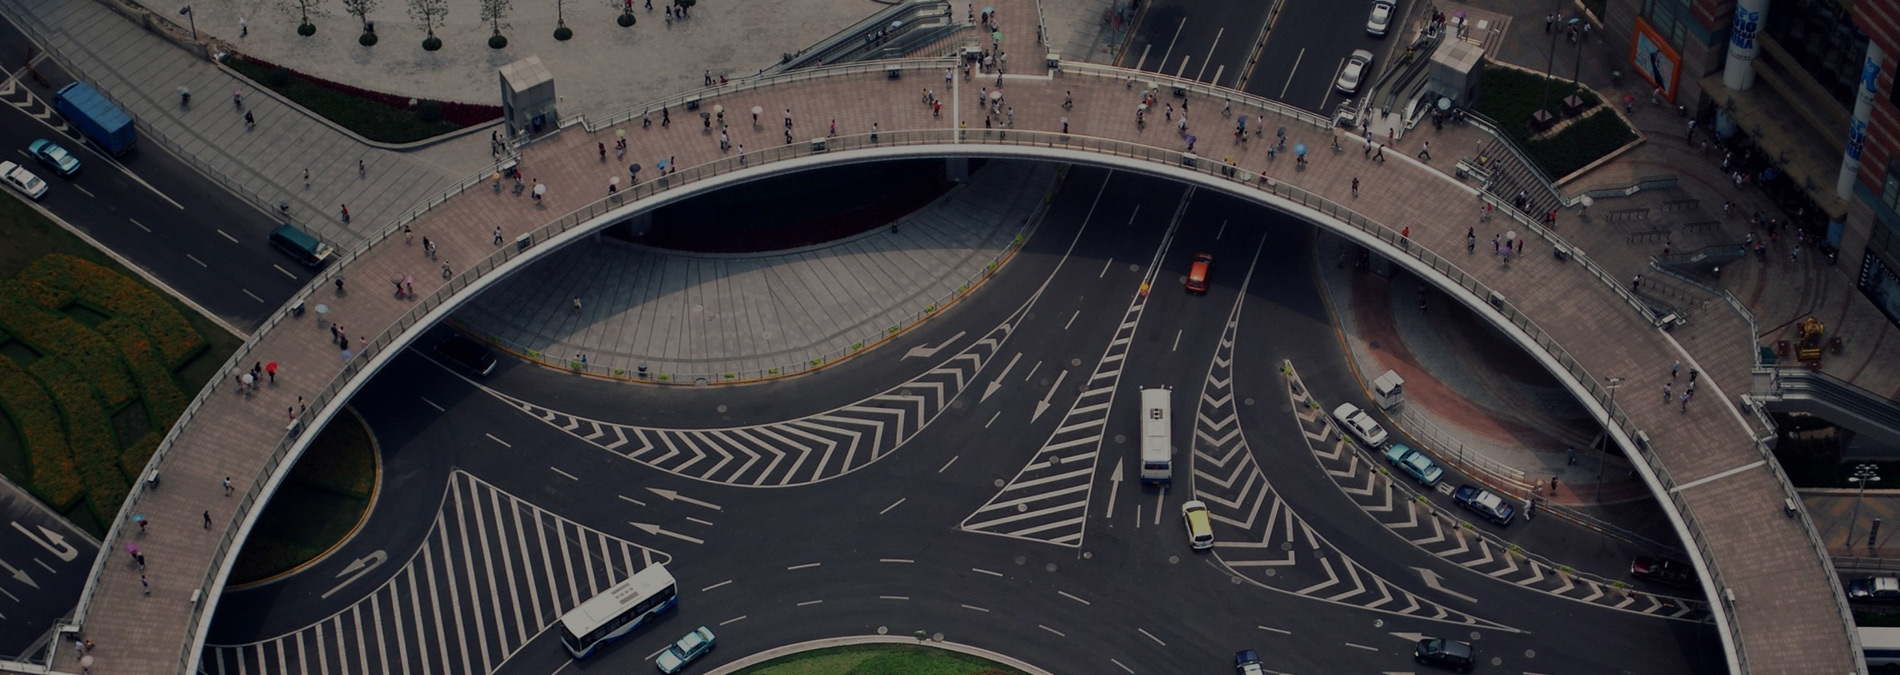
xmin=226 ymin=57 xmax=463 ymax=144
xmin=228 ymin=408 xmax=377 ymax=585
xmin=1472 ymin=66 xmax=1635 ymax=180
xmin=0 ymin=195 xmax=240 ymax=536
xmin=736 ymin=644 xmax=1027 ymax=675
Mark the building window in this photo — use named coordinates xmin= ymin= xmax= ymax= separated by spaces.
xmin=1765 ymin=0 xmax=1868 ymax=107
xmin=1642 ymin=0 xmax=1690 ymax=47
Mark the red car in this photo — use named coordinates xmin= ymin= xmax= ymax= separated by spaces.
xmin=1186 ymin=252 xmax=1212 ymax=293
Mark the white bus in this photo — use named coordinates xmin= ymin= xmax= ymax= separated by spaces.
xmin=1865 ymin=627 xmax=1900 ymax=671
xmin=560 ymin=563 xmax=679 ymax=659
xmin=1140 ymin=386 xmax=1172 ymax=484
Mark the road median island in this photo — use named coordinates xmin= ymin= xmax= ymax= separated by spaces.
xmin=227 ymin=407 xmax=379 ymax=586
xmin=730 ymin=642 xmax=1029 ymax=675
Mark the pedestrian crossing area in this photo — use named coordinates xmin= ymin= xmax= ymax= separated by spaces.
xmin=203 ymin=471 xmax=669 ymax=675
xmin=1187 ymin=302 xmax=1512 ymax=631
xmin=1279 ymin=362 xmax=1709 ymax=623
xmin=491 ymin=302 xmax=1027 ymax=486
xmin=958 ymin=288 xmax=1149 ymax=547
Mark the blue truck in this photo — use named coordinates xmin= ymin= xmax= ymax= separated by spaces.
xmin=53 ymin=82 xmax=136 ymax=156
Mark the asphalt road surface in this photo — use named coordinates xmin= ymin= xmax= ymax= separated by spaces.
xmin=203 ymin=168 xmax=1722 ymax=675
xmin=0 ymin=486 xmax=96 ymax=656
xmin=0 ymin=14 xmax=311 ymax=331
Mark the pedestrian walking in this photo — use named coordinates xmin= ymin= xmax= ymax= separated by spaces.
xmin=572 ymin=296 xmax=583 ymax=313
xmin=1662 ymin=382 xmax=1672 ymax=404
xmin=1792 ymin=245 xmax=1801 ymax=262
xmin=1465 ymin=228 xmax=1475 ymax=252
xmin=339 ymin=204 xmax=350 ymax=222
xmin=738 ymin=144 xmax=746 ymax=164
xmin=871 ymin=122 xmax=880 ymax=143
xmin=335 ymin=277 xmax=346 ymax=294
xmin=1061 ymin=116 xmax=1069 ymax=133
xmin=141 ymin=574 xmax=150 ymax=595
xmin=662 ymin=108 xmax=671 ymax=126
xmin=1551 ymin=476 xmax=1560 ymax=493
xmin=1686 ymin=119 xmax=1697 ymax=142
xmin=829 ymin=119 xmax=837 ymax=136
xmin=1351 ymin=176 xmax=1359 ymax=196
xmin=224 ymin=476 xmax=232 ymax=495
xmin=1545 ymin=12 xmax=1555 ymax=31
xmin=303 ymin=168 xmax=310 ymax=188
xmin=423 ymin=237 xmax=436 ymax=259
xmin=1689 ymin=367 xmax=1699 ymax=384
xmin=1671 ymin=360 xmax=1679 ymax=379
xmin=1680 ymin=391 xmax=1692 ymax=412
xmin=1417 ymin=141 xmax=1431 ymax=160
xmin=240 ymin=16 xmax=248 ymax=37
xmin=1364 ymin=136 xmax=1372 ymax=157
xmin=784 ymin=108 xmax=794 ymax=129
xmin=1373 ymin=144 xmax=1385 ymax=162
xmin=1632 ymin=274 xmax=1643 ymax=291
xmin=358 ymin=160 xmax=366 ymax=178
xmin=244 ymin=111 xmax=254 ymax=129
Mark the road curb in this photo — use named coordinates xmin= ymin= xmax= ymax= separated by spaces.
xmin=701 ymin=635 xmax=1056 ymax=675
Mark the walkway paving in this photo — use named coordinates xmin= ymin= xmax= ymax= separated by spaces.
xmin=454 ymin=160 xmax=1056 ymax=380
xmin=1804 ymin=488 xmax=1900 ymax=560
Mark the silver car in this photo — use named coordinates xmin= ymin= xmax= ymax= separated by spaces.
xmin=1367 ymin=0 xmax=1394 ymax=36
xmin=1336 ymin=50 xmax=1376 ymax=95
xmin=0 ymin=161 xmax=48 ymax=201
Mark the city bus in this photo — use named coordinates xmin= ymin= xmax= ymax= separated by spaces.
xmin=1140 ymin=386 xmax=1173 ymax=484
xmin=560 ymin=563 xmax=679 ymax=659
xmin=1865 ymin=626 xmax=1900 ymax=671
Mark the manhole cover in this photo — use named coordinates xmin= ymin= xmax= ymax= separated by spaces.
xmin=716 ymin=404 xmax=728 ymax=413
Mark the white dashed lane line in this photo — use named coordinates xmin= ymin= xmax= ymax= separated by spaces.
xmin=701 ymin=580 xmax=733 ymax=592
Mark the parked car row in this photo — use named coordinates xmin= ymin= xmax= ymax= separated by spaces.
xmin=1 ymin=138 xmax=85 ymax=203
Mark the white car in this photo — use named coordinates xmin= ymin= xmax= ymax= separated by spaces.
xmin=656 ymin=626 xmax=716 ymax=673
xmin=1332 ymin=402 xmax=1388 ymax=447
xmin=1336 ymin=49 xmax=1375 ymax=95
xmin=0 ymin=161 xmax=48 ymax=201
xmin=1367 ymin=0 xmax=1395 ymax=36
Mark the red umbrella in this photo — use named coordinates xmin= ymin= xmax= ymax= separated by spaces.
xmin=265 ymin=362 xmax=279 ymax=375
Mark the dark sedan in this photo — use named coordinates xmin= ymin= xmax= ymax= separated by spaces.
xmin=1451 ymin=484 xmax=1514 ymax=526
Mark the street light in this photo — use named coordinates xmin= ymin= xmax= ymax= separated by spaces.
xmin=1848 ymin=463 xmax=1882 ymax=555
xmin=1597 ymin=376 xmax=1625 ymax=502
xmin=179 ymin=5 xmax=198 ymax=45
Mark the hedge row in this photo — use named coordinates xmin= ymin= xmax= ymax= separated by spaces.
xmin=97 ymin=318 xmax=188 ymax=428
xmin=119 ymin=431 xmax=161 ymax=485
xmin=0 ymin=354 xmax=80 ymax=508
xmin=1524 ymin=109 xmax=1639 ymax=179
xmin=21 ymin=255 xmax=205 ymax=367
xmin=28 ymin=358 xmax=126 ymax=515
xmin=0 ymin=281 xmax=137 ymax=408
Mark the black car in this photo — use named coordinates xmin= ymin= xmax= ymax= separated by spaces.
xmin=1414 ymin=637 xmax=1475 ymax=672
xmin=1451 ymin=484 xmax=1515 ymax=526
xmin=435 ymin=333 xmax=498 ymax=376
xmin=1630 ymin=556 xmax=1698 ymax=589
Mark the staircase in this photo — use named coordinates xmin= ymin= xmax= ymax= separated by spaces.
xmin=1475 ymin=138 xmax=1560 ymax=220
xmin=768 ymin=0 xmax=964 ymax=72
xmin=1754 ymin=368 xmax=1900 ymax=452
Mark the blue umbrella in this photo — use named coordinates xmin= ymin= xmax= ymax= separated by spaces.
xmin=629 ymin=163 xmax=642 ymax=174
xmin=1294 ymin=143 xmax=1308 ymax=156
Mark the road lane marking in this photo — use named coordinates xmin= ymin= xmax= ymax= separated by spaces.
xmin=788 ymin=562 xmax=821 ymax=570
xmin=1154 ymin=491 xmax=1164 ymax=525
xmin=484 ymin=434 xmax=511 ymax=448
xmin=617 ymin=494 xmax=646 ymax=507
xmin=1217 ymin=219 xmax=1228 ymax=239
xmin=186 ymin=254 xmax=207 ymax=268
xmin=1343 ymin=642 xmax=1378 ymax=652
xmin=960 ymin=604 xmax=990 ymax=612
xmin=1039 ymin=625 xmax=1065 ymax=637
xmin=720 ymin=616 xmax=747 ymax=626
xmin=880 ymin=498 xmax=906 ymax=515
xmin=702 ymin=580 xmax=733 ymax=591
xmin=939 ymin=455 xmax=959 ymax=473
xmin=648 ymin=488 xmax=722 ymax=510
xmin=1110 ymin=658 xmax=1134 ymax=674
xmin=630 ymin=522 xmax=704 ymax=544
xmin=1156 ymin=17 xmax=1188 ymax=78
xmin=1024 ymin=360 xmax=1042 ymax=380
xmin=420 ymin=397 xmax=444 ymax=412
xmin=1099 ymin=258 xmax=1114 ymax=277
xmin=1138 ymin=628 xmax=1165 ymax=646
xmin=1058 ymin=590 xmax=1091 ymax=605
xmin=1196 ymin=28 xmax=1224 ymax=82
xmin=880 ymin=558 xmax=914 ymax=563
xmin=881 ymin=595 xmax=909 ymax=600
xmin=684 ymin=516 xmax=714 ymax=526
xmin=985 ymin=411 xmax=1001 ymax=428
xmin=1258 ymin=625 xmax=1291 ymax=635
xmin=1323 ymin=58 xmax=1347 ymax=111
xmin=1279 ymin=47 xmax=1306 ymax=99
xmin=73 ymin=185 xmax=94 ymax=198
xmin=129 ymin=218 xmax=149 ymax=232
xmin=1065 ymin=309 xmax=1080 ymax=329
xmin=796 ymin=600 xmax=823 ymax=607
xmin=273 ymin=264 xmax=297 ymax=280
xmin=217 ymin=229 xmax=239 ymax=244
xmin=972 ymin=567 xmax=1002 ymax=577
xmin=242 ymin=288 xmax=263 ymax=303
xmin=549 ymin=467 xmax=577 ymax=481
xmin=1172 ymin=329 xmax=1181 ymax=351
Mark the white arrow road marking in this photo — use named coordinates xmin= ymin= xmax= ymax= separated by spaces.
xmin=1105 ymin=459 xmax=1124 ymax=518
xmin=647 ymin=487 xmax=723 ymax=511
xmin=12 ymin=522 xmax=78 ymax=561
xmin=982 ymin=352 xmax=1021 ymax=402
xmin=631 ymin=522 xmax=705 ymax=545
xmin=904 ymin=331 xmax=967 ymax=359
xmin=319 ymin=550 xmax=386 ymax=599
xmin=1387 ymin=631 xmax=1429 ymax=642
xmin=1033 ymin=370 xmax=1069 ymax=422
xmin=0 ymin=557 xmax=37 ymax=589
xmin=1411 ymin=567 xmax=1478 ymax=604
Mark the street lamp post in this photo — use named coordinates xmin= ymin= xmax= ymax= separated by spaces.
xmin=1848 ymin=463 xmax=1882 ymax=555
xmin=179 ymin=5 xmax=198 ymax=45
xmin=1596 ymin=376 xmax=1624 ymax=503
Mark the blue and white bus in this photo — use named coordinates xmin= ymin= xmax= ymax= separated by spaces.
xmin=560 ymin=563 xmax=678 ymax=659
xmin=1866 ymin=627 xmax=1900 ymax=671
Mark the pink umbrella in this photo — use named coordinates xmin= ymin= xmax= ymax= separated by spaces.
xmin=125 ymin=543 xmax=138 ymax=554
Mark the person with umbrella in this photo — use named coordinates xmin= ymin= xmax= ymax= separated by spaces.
xmin=265 ymin=361 xmax=278 ymax=383
xmin=1294 ymin=143 xmax=1308 ymax=166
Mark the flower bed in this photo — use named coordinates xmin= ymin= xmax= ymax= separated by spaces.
xmin=226 ymin=55 xmax=499 ymax=144
xmin=0 ymin=280 xmax=138 ymax=408
xmin=29 ymin=358 xmax=127 ymax=515
xmin=97 ymin=318 xmax=188 ymax=428
xmin=21 ymin=255 xmax=205 ymax=367
xmin=0 ymin=355 xmax=80 ymax=508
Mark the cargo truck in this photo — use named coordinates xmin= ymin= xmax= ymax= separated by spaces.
xmin=53 ymin=82 xmax=136 ymax=156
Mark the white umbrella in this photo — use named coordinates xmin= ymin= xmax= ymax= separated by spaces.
xmin=534 ymin=183 xmax=548 ymax=197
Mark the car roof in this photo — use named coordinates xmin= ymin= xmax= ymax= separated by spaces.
xmin=1352 ymin=49 xmax=1375 ymax=60
xmin=1471 ymin=491 xmax=1502 ymax=508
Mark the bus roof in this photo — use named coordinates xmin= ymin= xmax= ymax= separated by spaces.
xmin=1862 ymin=626 xmax=1900 ymax=648
xmin=560 ymin=563 xmax=675 ymax=637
